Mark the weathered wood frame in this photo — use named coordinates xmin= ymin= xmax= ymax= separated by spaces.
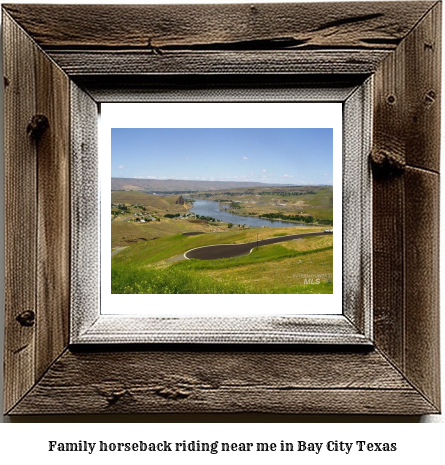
xmin=71 ymin=83 xmax=372 ymax=346
xmin=3 ymin=2 xmax=441 ymax=415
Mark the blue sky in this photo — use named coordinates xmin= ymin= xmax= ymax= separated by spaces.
xmin=111 ymin=128 xmax=333 ymax=185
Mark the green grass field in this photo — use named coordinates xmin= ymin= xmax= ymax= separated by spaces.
xmin=111 ymin=188 xmax=334 ymax=294
xmin=111 ymin=191 xmax=186 ymax=211
xmin=111 ymin=218 xmax=210 ymax=247
xmin=112 ymin=227 xmax=333 ymax=294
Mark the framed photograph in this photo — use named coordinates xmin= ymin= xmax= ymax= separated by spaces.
xmin=3 ymin=2 xmax=440 ymax=415
xmin=105 ymin=106 xmax=343 ymax=311
xmin=94 ymin=97 xmax=365 ymax=344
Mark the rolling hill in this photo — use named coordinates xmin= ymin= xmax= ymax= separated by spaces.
xmin=111 ymin=178 xmax=281 ymax=192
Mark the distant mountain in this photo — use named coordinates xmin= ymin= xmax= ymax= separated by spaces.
xmin=111 ymin=178 xmax=280 ymax=192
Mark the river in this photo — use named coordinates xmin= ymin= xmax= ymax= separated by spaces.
xmin=189 ymin=199 xmax=309 ymax=228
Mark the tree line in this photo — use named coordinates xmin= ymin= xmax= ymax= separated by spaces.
xmin=259 ymin=212 xmax=333 ymax=225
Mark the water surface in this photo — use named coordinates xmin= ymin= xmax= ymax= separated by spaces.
xmin=190 ymin=199 xmax=309 ymax=228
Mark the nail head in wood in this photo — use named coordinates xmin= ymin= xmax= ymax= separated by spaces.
xmin=26 ymin=114 xmax=49 ymax=140
xmin=424 ymin=90 xmax=436 ymax=105
xmin=16 ymin=310 xmax=35 ymax=327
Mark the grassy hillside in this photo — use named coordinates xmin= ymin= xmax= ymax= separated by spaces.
xmin=111 ymin=191 xmax=196 ymax=246
xmin=111 ymin=177 xmax=276 ymax=192
xmin=111 ymin=218 xmax=209 ymax=247
xmin=111 ymin=185 xmax=334 ymax=294
xmin=112 ymin=227 xmax=333 ymax=294
xmin=111 ymin=191 xmax=186 ymax=212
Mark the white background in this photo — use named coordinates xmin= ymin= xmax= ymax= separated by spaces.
xmin=101 ymin=102 xmax=342 ymax=315
xmin=0 ymin=1 xmax=444 ymax=462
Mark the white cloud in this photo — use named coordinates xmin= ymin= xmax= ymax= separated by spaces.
xmin=242 ymin=156 xmax=249 ymax=160
xmin=184 ymin=157 xmax=190 ymax=160
xmin=118 ymin=165 xmax=124 ymax=169
xmin=262 ymin=169 xmax=267 ymax=172
xmin=283 ymin=174 xmax=293 ymax=178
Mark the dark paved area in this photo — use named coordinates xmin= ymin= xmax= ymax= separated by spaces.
xmin=181 ymin=232 xmax=205 ymax=236
xmin=184 ymin=232 xmax=329 ymax=260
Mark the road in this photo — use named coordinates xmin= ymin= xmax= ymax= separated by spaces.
xmin=184 ymin=232 xmax=330 ymax=260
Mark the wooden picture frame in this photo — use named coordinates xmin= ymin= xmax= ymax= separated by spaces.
xmin=73 ymin=87 xmax=370 ymax=346
xmin=2 ymin=2 xmax=441 ymax=415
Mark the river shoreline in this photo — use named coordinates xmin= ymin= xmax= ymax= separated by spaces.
xmin=190 ymin=198 xmax=311 ymax=228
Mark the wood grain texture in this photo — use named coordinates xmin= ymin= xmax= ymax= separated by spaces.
xmin=2 ymin=2 xmax=435 ymax=50
xmin=3 ymin=12 xmax=37 ymax=414
xmin=371 ymin=1 xmax=441 ymax=170
xmin=4 ymin=1 xmax=433 ymax=80
xmin=76 ymin=316 xmax=370 ymax=345
xmin=401 ymin=2 xmax=441 ymax=410
xmin=342 ymin=81 xmax=373 ymax=337
xmin=404 ymin=168 xmax=440 ymax=409
xmin=372 ymin=175 xmax=405 ymax=367
xmin=47 ymin=50 xmax=391 ymax=77
xmin=35 ymin=44 xmax=71 ymax=380
xmin=3 ymin=11 xmax=71 ymax=413
xmin=371 ymin=3 xmax=441 ymax=411
xmin=70 ymin=83 xmax=99 ymax=340
xmin=76 ymin=75 xmax=365 ymax=103
xmin=3 ymin=2 xmax=441 ymax=416
xmin=404 ymin=2 xmax=441 ymax=172
xmin=9 ymin=349 xmax=437 ymax=415
xmin=372 ymin=35 xmax=406 ymax=370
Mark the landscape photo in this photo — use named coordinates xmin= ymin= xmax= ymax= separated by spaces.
xmin=111 ymin=128 xmax=334 ymax=295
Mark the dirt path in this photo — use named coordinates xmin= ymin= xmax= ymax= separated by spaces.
xmin=165 ymin=254 xmax=187 ymax=263
xmin=111 ymin=246 xmax=128 ymax=257
xmin=184 ymin=232 xmax=330 ymax=260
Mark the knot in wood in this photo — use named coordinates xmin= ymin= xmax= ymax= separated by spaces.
xmin=95 ymin=383 xmax=132 ymax=406
xmin=27 ymin=114 xmax=49 ymax=140
xmin=16 ymin=310 xmax=35 ymax=327
xmin=370 ymin=149 xmax=405 ymax=177
xmin=154 ymin=386 xmax=191 ymax=400
xmin=105 ymin=390 xmax=128 ymax=405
